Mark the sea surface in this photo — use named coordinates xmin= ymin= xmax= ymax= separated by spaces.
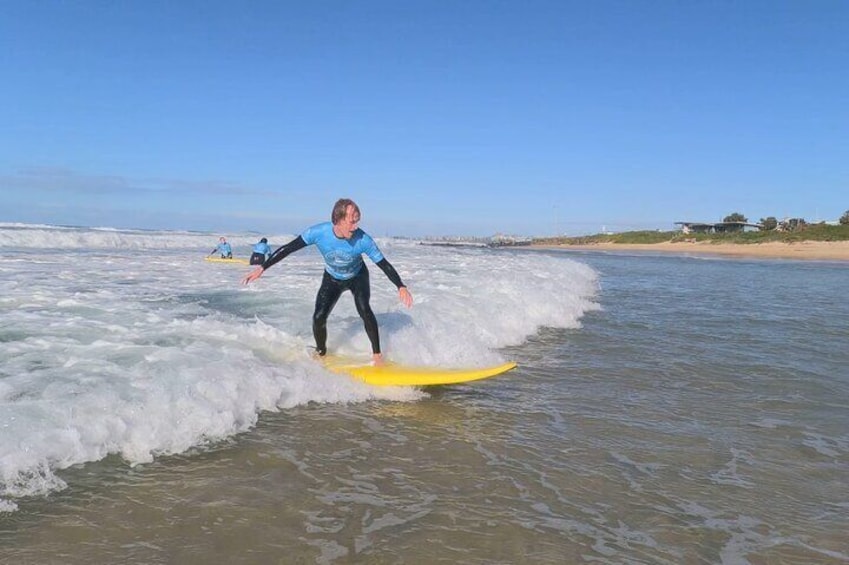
xmin=1 ymin=223 xmax=847 ymax=564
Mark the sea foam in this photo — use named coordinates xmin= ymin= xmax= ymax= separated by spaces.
xmin=0 ymin=224 xmax=599 ymax=510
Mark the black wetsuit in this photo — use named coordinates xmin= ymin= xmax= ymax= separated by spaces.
xmin=261 ymin=236 xmax=406 ymax=355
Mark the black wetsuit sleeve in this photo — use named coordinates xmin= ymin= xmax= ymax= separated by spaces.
xmin=261 ymin=236 xmax=308 ymax=270
xmin=376 ymin=258 xmax=406 ymax=289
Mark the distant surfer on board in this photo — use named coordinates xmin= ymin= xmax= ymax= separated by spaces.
xmin=249 ymin=237 xmax=272 ymax=265
xmin=241 ymin=198 xmax=413 ymax=366
xmin=208 ymin=236 xmax=233 ymax=259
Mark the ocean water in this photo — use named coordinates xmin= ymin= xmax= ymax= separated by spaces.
xmin=1 ymin=224 xmax=847 ymax=564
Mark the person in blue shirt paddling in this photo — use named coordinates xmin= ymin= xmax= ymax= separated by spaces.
xmin=209 ymin=237 xmax=232 ymax=259
xmin=249 ymin=237 xmax=272 ymax=265
xmin=242 ymin=198 xmax=413 ymax=365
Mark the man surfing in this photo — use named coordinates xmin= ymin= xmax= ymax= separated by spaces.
xmin=241 ymin=198 xmax=413 ymax=365
xmin=209 ymin=236 xmax=232 ymax=259
xmin=249 ymin=237 xmax=272 ymax=265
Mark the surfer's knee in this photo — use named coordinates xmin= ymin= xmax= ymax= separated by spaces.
xmin=313 ymin=310 xmax=329 ymax=326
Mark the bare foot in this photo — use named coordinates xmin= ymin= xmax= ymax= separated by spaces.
xmin=372 ymin=353 xmax=384 ymax=366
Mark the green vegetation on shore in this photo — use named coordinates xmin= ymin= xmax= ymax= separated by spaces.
xmin=534 ymin=223 xmax=849 ymax=246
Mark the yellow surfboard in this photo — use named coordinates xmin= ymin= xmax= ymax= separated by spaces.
xmin=321 ymin=355 xmax=517 ymax=387
xmin=204 ymin=256 xmax=250 ymax=264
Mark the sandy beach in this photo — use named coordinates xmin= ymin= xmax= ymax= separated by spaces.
xmin=530 ymin=240 xmax=849 ymax=261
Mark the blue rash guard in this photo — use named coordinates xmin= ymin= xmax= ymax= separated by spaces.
xmin=213 ymin=242 xmax=232 ymax=257
xmin=250 ymin=240 xmax=273 ymax=265
xmin=300 ymin=222 xmax=384 ymax=280
xmin=252 ymin=241 xmax=272 ymax=256
xmin=260 ymin=221 xmax=407 ymax=356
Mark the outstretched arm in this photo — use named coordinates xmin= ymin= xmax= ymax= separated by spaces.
xmin=242 ymin=236 xmax=307 ymax=285
xmin=376 ymin=258 xmax=413 ymax=308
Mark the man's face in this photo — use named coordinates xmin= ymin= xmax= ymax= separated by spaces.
xmin=337 ymin=206 xmax=360 ymax=239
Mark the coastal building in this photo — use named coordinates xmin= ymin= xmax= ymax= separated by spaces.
xmin=675 ymin=221 xmax=763 ymax=234
xmin=776 ymin=218 xmax=806 ymax=231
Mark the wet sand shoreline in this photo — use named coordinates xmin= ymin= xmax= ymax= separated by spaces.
xmin=527 ymin=240 xmax=849 ymax=261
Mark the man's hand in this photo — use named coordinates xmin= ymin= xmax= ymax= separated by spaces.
xmin=242 ymin=267 xmax=264 ymax=285
xmin=399 ymin=287 xmax=413 ymax=308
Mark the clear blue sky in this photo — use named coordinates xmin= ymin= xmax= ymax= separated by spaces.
xmin=2 ymin=1 xmax=847 ymax=237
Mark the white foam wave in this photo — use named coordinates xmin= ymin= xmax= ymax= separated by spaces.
xmin=0 ymin=222 xmax=295 ymax=251
xmin=0 ymin=225 xmax=599 ymax=509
